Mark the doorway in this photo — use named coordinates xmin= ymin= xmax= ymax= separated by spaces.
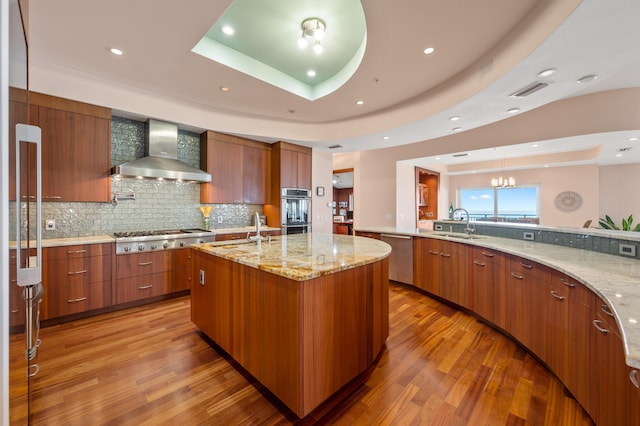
xmin=416 ymin=167 xmax=439 ymax=227
xmin=332 ymin=168 xmax=354 ymax=234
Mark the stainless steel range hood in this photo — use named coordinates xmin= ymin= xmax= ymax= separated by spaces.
xmin=111 ymin=119 xmax=211 ymax=182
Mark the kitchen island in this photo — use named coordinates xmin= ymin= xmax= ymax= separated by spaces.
xmin=190 ymin=233 xmax=391 ymax=418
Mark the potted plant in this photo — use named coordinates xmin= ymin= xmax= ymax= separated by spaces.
xmin=598 ymin=214 xmax=640 ymax=231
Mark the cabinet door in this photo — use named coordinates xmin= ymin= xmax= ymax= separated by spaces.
xmin=8 ymin=250 xmax=24 ymax=327
xmin=280 ymin=149 xmax=298 ymax=189
xmin=296 ymin=151 xmax=312 ymax=190
xmin=413 ymin=238 xmax=440 ymax=295
xmin=506 ymin=256 xmax=547 ymax=356
xmin=471 ymin=248 xmax=507 ymax=329
xmin=202 ymin=139 xmax=243 ymax=203
xmin=242 ymin=144 xmax=268 ymax=204
xmin=545 ymin=273 xmax=591 ymax=409
xmin=172 ymin=248 xmax=193 ymax=292
xmin=591 ymin=298 xmax=632 ymax=425
xmin=439 ymin=241 xmax=469 ymax=307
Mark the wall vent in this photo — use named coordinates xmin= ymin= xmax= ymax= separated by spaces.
xmin=510 ymin=81 xmax=549 ymax=98
xmin=328 ymin=144 xmax=343 ymax=149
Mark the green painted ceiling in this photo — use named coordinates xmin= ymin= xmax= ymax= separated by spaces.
xmin=192 ymin=0 xmax=367 ymax=101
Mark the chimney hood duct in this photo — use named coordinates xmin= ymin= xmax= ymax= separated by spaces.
xmin=111 ymin=119 xmax=211 ymax=182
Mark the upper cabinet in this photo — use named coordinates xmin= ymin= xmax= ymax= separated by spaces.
xmin=25 ymin=92 xmax=112 ymax=202
xmin=200 ymin=131 xmax=271 ymax=204
xmin=271 ymin=142 xmax=312 ymax=190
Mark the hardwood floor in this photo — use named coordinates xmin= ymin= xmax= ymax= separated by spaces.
xmin=9 ymin=283 xmax=593 ymax=425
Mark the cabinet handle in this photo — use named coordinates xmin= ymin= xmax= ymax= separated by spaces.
xmin=11 ymin=309 xmax=19 ymax=313
xmin=481 ymin=251 xmax=494 ymax=258
xmin=519 ymin=262 xmax=533 ymax=269
xmin=510 ymin=272 xmax=524 ymax=280
xmin=440 ymin=253 xmax=451 ymax=258
xmin=10 ymin=279 xmax=17 ymax=283
xmin=473 ymin=260 xmax=486 ymax=267
xmin=67 ymin=270 xmax=87 ymax=275
xmin=631 ymin=370 xmax=640 ymax=388
xmin=600 ymin=303 xmax=614 ymax=317
xmin=67 ymin=249 xmax=87 ymax=254
xmin=67 ymin=297 xmax=87 ymax=303
xmin=43 ymin=195 xmax=62 ymax=199
xmin=550 ymin=290 xmax=565 ymax=301
xmin=428 ymin=250 xmax=439 ymax=256
xmin=560 ymin=278 xmax=576 ymax=288
xmin=381 ymin=234 xmax=412 ymax=240
xmin=138 ymin=261 xmax=153 ymax=266
xmin=592 ymin=319 xmax=609 ymax=334
xmin=138 ymin=285 xmax=153 ymax=290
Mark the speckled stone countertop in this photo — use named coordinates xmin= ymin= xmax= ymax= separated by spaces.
xmin=192 ymin=233 xmax=391 ymax=282
xmin=211 ymin=226 xmax=281 ymax=235
xmin=357 ymin=226 xmax=640 ymax=369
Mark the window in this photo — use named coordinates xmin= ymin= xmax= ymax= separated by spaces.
xmin=459 ymin=185 xmax=539 ymax=222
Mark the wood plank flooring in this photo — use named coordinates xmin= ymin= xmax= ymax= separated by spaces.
xmin=9 ymin=283 xmax=593 ymax=425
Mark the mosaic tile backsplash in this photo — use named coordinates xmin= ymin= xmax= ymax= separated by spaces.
xmin=32 ymin=116 xmax=262 ymax=238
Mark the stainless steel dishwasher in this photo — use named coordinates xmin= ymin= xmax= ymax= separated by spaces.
xmin=381 ymin=233 xmax=413 ymax=285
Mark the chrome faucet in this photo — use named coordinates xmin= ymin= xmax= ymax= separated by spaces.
xmin=247 ymin=212 xmax=263 ymax=242
xmin=452 ymin=208 xmax=475 ymax=236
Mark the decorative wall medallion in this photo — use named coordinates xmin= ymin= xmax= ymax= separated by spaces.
xmin=554 ymin=191 xmax=583 ymax=212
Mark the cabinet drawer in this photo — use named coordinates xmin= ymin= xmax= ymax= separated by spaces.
xmin=46 ymin=280 xmax=111 ymax=318
xmin=116 ymin=272 xmax=171 ymax=304
xmin=355 ymin=232 xmax=381 ymax=240
xmin=45 ymin=243 xmax=112 ymax=260
xmin=116 ymin=251 xmax=171 ymax=279
xmin=508 ymin=255 xmax=546 ymax=280
xmin=471 ymin=247 xmax=505 ymax=266
xmin=548 ymin=272 xmax=591 ymax=305
xmin=45 ymin=255 xmax=112 ymax=288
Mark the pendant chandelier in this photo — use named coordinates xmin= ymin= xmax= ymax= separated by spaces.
xmin=491 ymin=153 xmax=515 ymax=188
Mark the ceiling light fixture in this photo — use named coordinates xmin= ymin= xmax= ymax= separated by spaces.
xmin=449 ymin=116 xmax=460 ymax=121
xmin=356 ymin=100 xmax=364 ymax=105
xmin=538 ymin=68 xmax=556 ymax=77
xmin=221 ymin=25 xmax=234 ymax=35
xmin=507 ymin=107 xmax=520 ymax=114
xmin=491 ymin=154 xmax=515 ymax=188
xmin=220 ymin=86 xmax=230 ymax=92
xmin=577 ymin=74 xmax=598 ymax=84
xmin=109 ymin=47 xmax=124 ymax=56
xmin=452 ymin=127 xmax=463 ymax=132
xmin=307 ymin=70 xmax=316 ymax=77
xmin=298 ymin=17 xmax=326 ymax=55
xmin=628 ymin=137 xmax=638 ymax=141
xmin=423 ymin=47 xmax=435 ymax=55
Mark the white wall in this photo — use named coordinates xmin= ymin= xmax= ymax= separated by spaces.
xmin=396 ymin=163 xmax=415 ymax=228
xmin=599 ymin=163 xmax=640 ymax=227
xmin=449 ymin=165 xmax=599 ymax=227
xmin=311 ymin=148 xmax=334 ymax=234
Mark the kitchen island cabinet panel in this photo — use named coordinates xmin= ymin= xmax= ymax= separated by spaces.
xmin=471 ymin=247 xmax=507 ymax=330
xmin=630 ymin=367 xmax=640 ymax=425
xmin=171 ymin=248 xmax=193 ymax=292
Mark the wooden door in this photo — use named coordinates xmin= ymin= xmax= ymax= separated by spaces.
xmin=242 ymin=144 xmax=268 ymax=204
xmin=296 ymin=151 xmax=312 ymax=189
xmin=280 ymin=149 xmax=298 ymax=188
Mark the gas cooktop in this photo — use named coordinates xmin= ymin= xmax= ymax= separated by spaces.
xmin=113 ymin=229 xmax=215 ymax=254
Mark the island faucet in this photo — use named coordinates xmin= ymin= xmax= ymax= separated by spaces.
xmin=247 ymin=212 xmax=263 ymax=242
xmin=452 ymin=208 xmax=475 ymax=236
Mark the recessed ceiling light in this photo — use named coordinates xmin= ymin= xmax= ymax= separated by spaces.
xmin=538 ymin=68 xmax=556 ymax=77
xmin=629 ymin=137 xmax=638 ymax=141
xmin=577 ymin=74 xmax=598 ymax=84
xmin=307 ymin=70 xmax=316 ymax=77
xmin=109 ymin=47 xmax=124 ymax=56
xmin=383 ymin=136 xmax=390 ymax=140
xmin=435 ymin=157 xmax=441 ymax=160
xmin=220 ymin=86 xmax=230 ymax=92
xmin=221 ymin=25 xmax=234 ymax=35
xmin=356 ymin=100 xmax=364 ymax=105
xmin=449 ymin=116 xmax=460 ymax=121
xmin=507 ymin=108 xmax=520 ymax=114
xmin=531 ymin=144 xmax=539 ymax=148
xmin=544 ymin=164 xmax=549 ymax=168
xmin=452 ymin=127 xmax=463 ymax=132
xmin=616 ymin=153 xmax=623 ymax=157
xmin=423 ymin=47 xmax=435 ymax=55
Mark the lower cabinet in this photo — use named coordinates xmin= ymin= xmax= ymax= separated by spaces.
xmin=505 ymin=255 xmax=547 ymax=357
xmin=43 ymin=243 xmax=112 ymax=318
xmin=544 ymin=271 xmax=592 ymax=411
xmin=115 ymin=251 xmax=171 ymax=304
xmin=470 ymin=247 xmax=507 ymax=330
xmin=413 ymin=238 xmax=441 ymax=295
xmin=590 ymin=296 xmax=633 ymax=426
xmin=438 ymin=240 xmax=469 ymax=308
xmin=8 ymin=250 xmax=25 ymax=327
xmin=172 ymin=248 xmax=193 ymax=292
xmin=630 ymin=367 xmax=640 ymax=425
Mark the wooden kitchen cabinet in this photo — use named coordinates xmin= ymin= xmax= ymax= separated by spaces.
xmin=9 ymin=88 xmax=38 ymax=201
xmin=470 ymin=247 xmax=507 ymax=330
xmin=30 ymin=92 xmax=111 ymax=202
xmin=590 ymin=296 xmax=632 ymax=425
xmin=544 ymin=271 xmax=592 ymax=410
xmin=630 ymin=367 xmax=640 ymax=425
xmin=8 ymin=250 xmax=25 ymax=328
xmin=116 ymin=251 xmax=171 ymax=304
xmin=43 ymin=243 xmax=112 ymax=319
xmin=354 ymin=231 xmax=381 ymax=240
xmin=505 ymin=255 xmax=547 ymax=357
xmin=438 ymin=240 xmax=469 ymax=308
xmin=172 ymin=248 xmax=193 ymax=292
xmin=200 ymin=131 xmax=270 ymax=204
xmin=280 ymin=148 xmax=311 ymax=189
xmin=413 ymin=237 xmax=440 ymax=295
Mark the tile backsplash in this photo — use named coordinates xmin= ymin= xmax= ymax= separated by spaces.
xmin=30 ymin=116 xmax=262 ymax=239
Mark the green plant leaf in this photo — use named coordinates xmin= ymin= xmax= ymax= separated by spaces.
xmin=623 ymin=217 xmax=629 ymax=231
xmin=634 ymin=223 xmax=640 ymax=232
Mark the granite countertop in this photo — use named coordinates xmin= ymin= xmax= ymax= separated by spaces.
xmin=357 ymin=226 xmax=640 ymax=369
xmin=212 ymin=226 xmax=281 ymax=235
xmin=192 ymin=233 xmax=391 ymax=282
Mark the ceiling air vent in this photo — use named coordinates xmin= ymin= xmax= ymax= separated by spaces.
xmin=452 ymin=153 xmax=469 ymax=158
xmin=510 ymin=81 xmax=549 ymax=98
xmin=618 ymin=147 xmax=632 ymax=152
xmin=328 ymin=144 xmax=343 ymax=149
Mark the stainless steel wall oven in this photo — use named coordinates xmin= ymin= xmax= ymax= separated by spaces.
xmin=281 ymin=188 xmax=311 ymax=234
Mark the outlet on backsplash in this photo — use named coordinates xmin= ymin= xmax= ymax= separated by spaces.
xmin=46 ymin=219 xmax=56 ymax=231
xmin=218 ymin=216 xmax=223 ymax=224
